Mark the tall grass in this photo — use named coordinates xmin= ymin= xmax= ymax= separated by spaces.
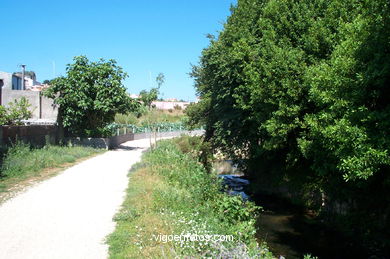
xmin=107 ymin=137 xmax=273 ymax=258
xmin=0 ymin=142 xmax=103 ymax=179
xmin=115 ymin=108 xmax=186 ymax=126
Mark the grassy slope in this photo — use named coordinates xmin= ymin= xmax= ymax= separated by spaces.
xmin=115 ymin=108 xmax=185 ymax=125
xmin=0 ymin=144 xmax=104 ymax=201
xmin=107 ymin=138 xmax=274 ymax=258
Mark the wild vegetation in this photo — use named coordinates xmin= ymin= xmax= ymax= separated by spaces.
xmin=188 ymin=0 xmax=390 ymax=255
xmin=107 ymin=136 xmax=273 ymax=258
xmin=0 ymin=142 xmax=103 ymax=198
xmin=115 ymin=107 xmax=185 ymax=126
xmin=110 ymin=105 xmax=190 ymax=137
xmin=0 ymin=97 xmax=33 ymax=125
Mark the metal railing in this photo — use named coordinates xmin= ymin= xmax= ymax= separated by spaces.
xmin=107 ymin=122 xmax=203 ymax=136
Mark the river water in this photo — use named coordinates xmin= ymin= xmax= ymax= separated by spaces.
xmin=216 ymin=161 xmax=365 ymax=259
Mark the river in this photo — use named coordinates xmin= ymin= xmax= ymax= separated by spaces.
xmin=216 ymin=161 xmax=366 ymax=259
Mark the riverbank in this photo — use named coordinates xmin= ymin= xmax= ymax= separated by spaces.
xmin=107 ymin=137 xmax=273 ymax=258
xmin=253 ymin=192 xmax=366 ymax=259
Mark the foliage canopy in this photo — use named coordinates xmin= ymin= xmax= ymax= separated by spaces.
xmin=189 ymin=0 xmax=389 ymax=252
xmin=44 ymin=56 xmax=136 ymax=137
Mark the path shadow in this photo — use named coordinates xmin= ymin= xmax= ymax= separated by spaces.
xmin=114 ymin=145 xmax=143 ymax=151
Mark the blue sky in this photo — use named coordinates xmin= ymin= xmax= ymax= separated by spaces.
xmin=0 ymin=0 xmax=235 ymax=101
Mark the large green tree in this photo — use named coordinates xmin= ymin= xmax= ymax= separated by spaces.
xmin=190 ymin=0 xmax=390 ymax=253
xmin=44 ymin=56 xmax=136 ymax=137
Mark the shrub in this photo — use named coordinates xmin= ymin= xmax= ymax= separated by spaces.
xmin=172 ymin=135 xmax=213 ymax=172
xmin=0 ymin=97 xmax=33 ymax=126
xmin=0 ymin=106 xmax=7 ymax=125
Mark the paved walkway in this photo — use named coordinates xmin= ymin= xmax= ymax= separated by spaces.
xmin=0 ymin=138 xmax=153 ymax=259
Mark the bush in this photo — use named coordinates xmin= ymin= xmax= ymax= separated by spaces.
xmin=0 ymin=106 xmax=7 ymax=125
xmin=172 ymin=135 xmax=213 ymax=172
xmin=0 ymin=97 xmax=33 ymax=126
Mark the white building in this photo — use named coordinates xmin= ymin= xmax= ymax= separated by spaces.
xmin=152 ymin=101 xmax=190 ymax=110
xmin=0 ymin=71 xmax=41 ymax=90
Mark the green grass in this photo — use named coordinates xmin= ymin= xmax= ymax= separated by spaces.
xmin=115 ymin=108 xmax=186 ymax=126
xmin=107 ymin=137 xmax=274 ymax=258
xmin=0 ymin=142 xmax=104 ymax=196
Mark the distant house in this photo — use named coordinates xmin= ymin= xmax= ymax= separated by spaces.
xmin=0 ymin=71 xmax=57 ymax=122
xmin=128 ymin=92 xmax=192 ymax=110
xmin=0 ymin=71 xmax=41 ymax=90
xmin=0 ymin=71 xmax=17 ymax=90
xmin=152 ymin=101 xmax=190 ymax=110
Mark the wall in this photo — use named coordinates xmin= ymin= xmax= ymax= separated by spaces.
xmin=1 ymin=124 xmax=204 ymax=150
xmin=1 ymin=89 xmax=58 ymax=121
xmin=0 ymin=125 xmax=58 ymax=148
xmin=0 ymin=71 xmax=13 ymax=90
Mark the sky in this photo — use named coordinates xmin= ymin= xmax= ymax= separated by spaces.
xmin=0 ymin=0 xmax=236 ymax=101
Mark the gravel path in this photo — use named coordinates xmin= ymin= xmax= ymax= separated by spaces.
xmin=0 ymin=138 xmax=154 ymax=259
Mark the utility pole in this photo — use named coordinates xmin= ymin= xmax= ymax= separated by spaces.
xmin=21 ymin=64 xmax=26 ymax=90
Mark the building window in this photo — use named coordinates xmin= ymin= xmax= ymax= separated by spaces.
xmin=0 ymin=79 xmax=3 ymax=88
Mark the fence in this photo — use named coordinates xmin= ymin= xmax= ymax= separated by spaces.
xmin=107 ymin=122 xmax=202 ymax=136
xmin=65 ymin=130 xmax=204 ymax=150
xmin=0 ymin=124 xmax=204 ymax=150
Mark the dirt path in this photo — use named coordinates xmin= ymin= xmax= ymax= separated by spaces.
xmin=0 ymin=138 xmax=153 ymax=259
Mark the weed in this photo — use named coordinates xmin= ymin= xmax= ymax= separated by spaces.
xmin=107 ymin=137 xmax=273 ymax=258
xmin=0 ymin=142 xmax=102 ymax=180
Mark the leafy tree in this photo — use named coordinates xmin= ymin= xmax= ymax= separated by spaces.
xmin=192 ymin=0 xmax=389 ymax=182
xmin=139 ymin=88 xmax=159 ymax=108
xmin=156 ymin=72 xmax=165 ymax=88
xmin=42 ymin=79 xmax=51 ymax=84
xmin=184 ymin=98 xmax=210 ymax=131
xmin=190 ymin=0 xmax=390 ymax=253
xmin=139 ymin=72 xmax=165 ymax=108
xmin=43 ymin=56 xmax=136 ymax=137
